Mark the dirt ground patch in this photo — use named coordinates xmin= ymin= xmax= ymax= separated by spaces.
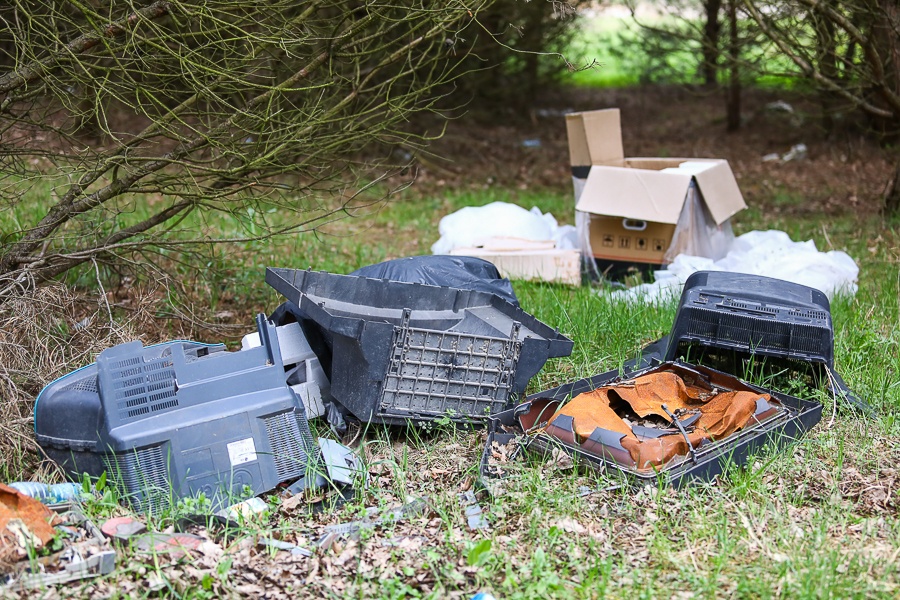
xmin=415 ymin=85 xmax=894 ymax=217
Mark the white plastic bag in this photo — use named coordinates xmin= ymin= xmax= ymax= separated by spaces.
xmin=431 ymin=202 xmax=573 ymax=254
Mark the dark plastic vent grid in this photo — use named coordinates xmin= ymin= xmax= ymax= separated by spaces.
xmin=789 ymin=308 xmax=829 ymax=320
xmin=263 ymin=410 xmax=316 ymax=482
xmin=379 ymin=325 xmax=520 ymax=418
xmin=107 ymin=354 xmax=178 ymax=420
xmin=109 ymin=444 xmax=169 ymax=514
xmin=722 ymin=297 xmax=777 ymax=315
xmin=61 ymin=374 xmax=99 ymax=393
xmin=684 ymin=307 xmax=827 ymax=356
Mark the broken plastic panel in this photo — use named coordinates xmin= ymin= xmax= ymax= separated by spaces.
xmin=286 ymin=438 xmax=367 ymax=495
xmin=480 ymin=362 xmax=822 ymax=488
xmin=35 ymin=315 xmax=320 ymax=513
xmin=629 ymin=271 xmax=869 ymax=413
xmin=266 ymin=267 xmax=573 ymax=425
xmin=241 ymin=321 xmax=331 ymax=418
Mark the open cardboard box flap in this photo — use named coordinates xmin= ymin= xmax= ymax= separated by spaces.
xmin=567 ymin=109 xmax=745 ymax=225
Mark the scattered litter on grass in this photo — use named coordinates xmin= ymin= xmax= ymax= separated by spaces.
xmin=459 ymin=491 xmax=489 ymax=531
xmin=1 ymin=501 xmax=114 ymax=591
xmin=609 ymin=230 xmax=858 ymax=303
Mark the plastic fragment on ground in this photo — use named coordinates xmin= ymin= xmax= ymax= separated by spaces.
xmin=216 ymin=497 xmax=268 ymax=521
xmin=257 ymin=537 xmax=312 ymax=557
xmin=3 ymin=505 xmax=113 ymax=591
xmin=317 ymin=497 xmax=429 ymax=548
xmin=286 ymin=438 xmax=366 ymax=494
xmin=6 ymin=550 xmax=116 ymax=590
xmin=609 ymin=229 xmax=859 ymax=303
xmin=100 ymin=516 xmax=147 ymax=541
xmin=459 ymin=491 xmax=489 ymax=530
xmin=132 ymin=532 xmax=205 ymax=559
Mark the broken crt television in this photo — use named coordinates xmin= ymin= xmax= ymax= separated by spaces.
xmin=34 ymin=315 xmax=320 ymax=513
xmin=631 ymin=270 xmax=867 ymax=413
xmin=482 ymin=361 xmax=822 ymax=487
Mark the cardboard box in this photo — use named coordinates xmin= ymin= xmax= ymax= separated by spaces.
xmin=566 ymin=109 xmax=745 ymax=267
xmin=450 ymin=238 xmax=581 ymax=286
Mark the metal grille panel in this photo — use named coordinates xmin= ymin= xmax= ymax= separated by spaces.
xmin=379 ymin=324 xmax=520 ymax=419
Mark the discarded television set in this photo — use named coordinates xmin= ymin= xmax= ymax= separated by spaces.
xmin=481 ymin=361 xmax=822 ymax=487
xmin=34 ymin=315 xmax=320 ymax=513
xmin=630 ymin=271 xmax=868 ymax=413
xmin=266 ymin=267 xmax=573 ymax=426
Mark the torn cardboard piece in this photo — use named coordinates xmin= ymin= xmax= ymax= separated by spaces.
xmin=566 ymin=108 xmax=745 ymax=274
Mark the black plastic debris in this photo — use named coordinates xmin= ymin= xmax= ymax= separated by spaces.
xmin=35 ymin=315 xmax=319 ymax=513
xmin=479 ymin=361 xmax=822 ymax=489
xmin=350 ymin=255 xmax=519 ymax=307
xmin=266 ymin=267 xmax=573 ymax=426
xmin=629 ymin=271 xmax=869 ymax=414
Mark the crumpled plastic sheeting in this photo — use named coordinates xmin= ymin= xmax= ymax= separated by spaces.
xmin=546 ymin=372 xmax=772 ymax=469
xmin=609 ymin=230 xmax=859 ymax=303
xmin=431 ymin=201 xmax=578 ymax=254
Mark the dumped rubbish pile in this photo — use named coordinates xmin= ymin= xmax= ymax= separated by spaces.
xmin=13 ymin=105 xmax=872 ymax=591
xmin=0 ymin=485 xmax=114 ymax=591
xmin=31 ymin=256 xmax=570 ymax=514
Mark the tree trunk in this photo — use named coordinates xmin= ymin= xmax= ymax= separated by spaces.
xmin=885 ymin=160 xmax=900 ymax=215
xmin=702 ymin=0 xmax=722 ymax=87
xmin=725 ymin=0 xmax=741 ymax=131
xmin=864 ymin=0 xmax=900 ymax=139
xmin=813 ymin=4 xmax=839 ymax=135
xmin=522 ymin=2 xmax=545 ymax=108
